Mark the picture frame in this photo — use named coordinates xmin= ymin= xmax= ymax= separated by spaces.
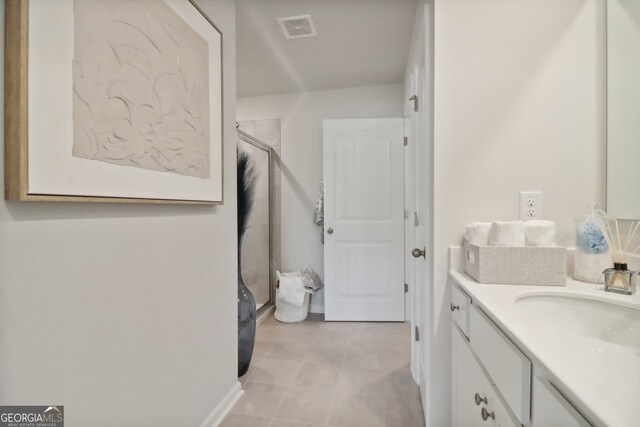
xmin=5 ymin=0 xmax=224 ymax=204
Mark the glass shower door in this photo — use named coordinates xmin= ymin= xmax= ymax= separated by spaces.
xmin=238 ymin=131 xmax=272 ymax=311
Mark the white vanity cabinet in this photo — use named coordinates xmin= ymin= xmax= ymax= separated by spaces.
xmin=451 ymin=284 xmax=521 ymax=427
xmin=451 ymin=281 xmax=594 ymax=427
xmin=453 ymin=324 xmax=520 ymax=427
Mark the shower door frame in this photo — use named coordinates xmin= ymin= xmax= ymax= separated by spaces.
xmin=237 ymin=129 xmax=275 ymax=315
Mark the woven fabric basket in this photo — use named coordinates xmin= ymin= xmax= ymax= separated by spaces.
xmin=274 ymin=291 xmax=310 ymax=323
xmin=464 ymin=242 xmax=566 ymax=286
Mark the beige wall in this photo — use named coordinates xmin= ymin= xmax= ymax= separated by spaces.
xmin=0 ymin=1 xmax=239 ymax=426
xmin=237 ymin=84 xmax=405 ymax=312
xmin=429 ymin=0 xmax=605 ymax=424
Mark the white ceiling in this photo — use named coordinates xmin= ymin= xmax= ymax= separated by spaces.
xmin=236 ymin=0 xmax=418 ymax=97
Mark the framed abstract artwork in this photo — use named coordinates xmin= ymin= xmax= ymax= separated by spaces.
xmin=5 ymin=0 xmax=223 ymax=204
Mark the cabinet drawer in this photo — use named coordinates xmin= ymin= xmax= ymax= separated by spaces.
xmin=532 ymin=377 xmax=590 ymax=427
xmin=470 ymin=304 xmax=531 ymax=425
xmin=451 ymin=284 xmax=471 ymax=337
xmin=453 ymin=325 xmax=520 ymax=427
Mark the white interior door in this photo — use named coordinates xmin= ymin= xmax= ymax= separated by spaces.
xmin=323 ymin=118 xmax=405 ymax=321
xmin=413 ymin=61 xmax=430 ymax=418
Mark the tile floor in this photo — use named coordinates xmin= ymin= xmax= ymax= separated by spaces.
xmin=221 ymin=313 xmax=425 ymax=427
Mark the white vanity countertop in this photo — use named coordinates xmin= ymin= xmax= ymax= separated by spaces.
xmin=450 ymin=271 xmax=640 ymax=427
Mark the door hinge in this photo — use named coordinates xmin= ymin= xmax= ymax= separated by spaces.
xmin=414 ymin=326 xmax=420 ymax=341
xmin=414 ymin=212 xmax=420 ymax=227
xmin=404 ymin=136 xmax=408 ymax=146
xmin=409 ymin=95 xmax=419 ymax=112
xmin=404 ymin=283 xmax=409 ymax=293
xmin=404 ymin=210 xmax=409 ymax=219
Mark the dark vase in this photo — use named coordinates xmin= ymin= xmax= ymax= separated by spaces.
xmin=237 ymin=233 xmax=256 ymax=377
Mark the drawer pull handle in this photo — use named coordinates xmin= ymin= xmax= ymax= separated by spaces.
xmin=481 ymin=407 xmax=495 ymax=421
xmin=450 ymin=303 xmax=460 ymax=312
xmin=474 ymin=393 xmax=487 ymax=406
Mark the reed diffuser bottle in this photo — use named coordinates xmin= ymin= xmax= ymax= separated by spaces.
xmin=598 ymin=214 xmax=639 ymax=295
xmin=604 ymin=263 xmax=636 ymax=295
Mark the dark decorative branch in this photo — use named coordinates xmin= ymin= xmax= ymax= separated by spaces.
xmin=237 ymin=150 xmax=257 ymax=233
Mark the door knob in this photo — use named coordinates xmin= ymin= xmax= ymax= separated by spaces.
xmin=327 ymin=227 xmax=334 ymax=235
xmin=412 ymin=247 xmax=426 ymax=259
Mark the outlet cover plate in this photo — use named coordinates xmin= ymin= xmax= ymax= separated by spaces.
xmin=520 ymin=191 xmax=543 ymax=220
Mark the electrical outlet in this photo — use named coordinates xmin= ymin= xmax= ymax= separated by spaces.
xmin=520 ymin=191 xmax=543 ymax=220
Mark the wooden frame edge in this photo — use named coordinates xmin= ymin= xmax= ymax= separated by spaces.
xmin=5 ymin=0 xmax=29 ymax=201
xmin=3 ymin=0 xmax=224 ymax=206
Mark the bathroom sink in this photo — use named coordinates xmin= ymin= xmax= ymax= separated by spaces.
xmin=516 ymin=293 xmax=640 ymax=352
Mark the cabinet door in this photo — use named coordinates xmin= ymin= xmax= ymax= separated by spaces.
xmin=532 ymin=377 xmax=591 ymax=427
xmin=452 ymin=326 xmax=519 ymax=427
xmin=453 ymin=326 xmax=497 ymax=426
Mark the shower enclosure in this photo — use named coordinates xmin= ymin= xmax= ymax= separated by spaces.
xmin=237 ymin=129 xmax=274 ymax=313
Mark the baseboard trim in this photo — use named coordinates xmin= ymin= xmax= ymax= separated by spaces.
xmin=199 ymin=381 xmax=244 ymax=427
xmin=308 ymin=304 xmax=325 ymax=314
xmin=411 ymin=345 xmax=422 ymax=386
xmin=257 ymin=304 xmax=275 ymax=326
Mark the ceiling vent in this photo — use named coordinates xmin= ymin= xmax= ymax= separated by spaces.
xmin=278 ymin=15 xmax=317 ymax=39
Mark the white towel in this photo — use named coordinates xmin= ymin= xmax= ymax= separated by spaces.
xmin=281 ymin=267 xmax=323 ymax=291
xmin=488 ymin=221 xmax=525 ymax=247
xmin=276 ymin=271 xmax=307 ymax=307
xmin=464 ymin=222 xmax=492 ymax=246
xmin=313 ymin=181 xmax=324 ymax=228
xmin=314 ymin=180 xmax=324 ymax=243
xmin=524 ymin=220 xmax=556 ymax=247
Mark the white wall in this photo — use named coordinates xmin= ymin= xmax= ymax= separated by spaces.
xmin=237 ymin=84 xmax=405 ymax=312
xmin=0 ymin=1 xmax=240 ymax=426
xmin=429 ymin=0 xmax=605 ymax=425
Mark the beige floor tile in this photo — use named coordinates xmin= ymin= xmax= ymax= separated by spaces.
xmin=275 ymin=387 xmax=334 ymax=425
xmin=342 ymin=345 xmax=385 ymax=370
xmin=319 ymin=321 xmax=358 ymax=332
xmin=222 ymin=315 xmax=424 ymax=427
xmin=262 ymin=316 xmax=290 ymax=327
xmin=221 ymin=413 xmax=272 ymax=427
xmin=335 ymin=365 xmax=386 ymax=397
xmin=240 ymin=355 xmax=263 ymax=383
xmin=294 ymin=320 xmax=323 ymax=329
xmin=386 ymin=395 xmax=425 ymax=427
xmin=313 ymin=329 xmax=351 ymax=347
xmin=257 ymin=325 xmax=288 ymax=341
xmin=232 ymin=381 xmax=289 ymax=417
xmin=270 ymin=418 xmax=324 ymax=427
xmin=254 ymin=339 xmax=277 ymax=359
xmin=352 ymin=322 xmax=409 ymax=335
xmin=292 ymin=362 xmax=340 ymax=390
xmin=303 ymin=344 xmax=345 ymax=365
xmin=267 ymin=341 xmax=309 ymax=361
xmin=279 ymin=327 xmax=319 ymax=344
xmin=329 ymin=392 xmax=386 ymax=427
xmin=384 ymin=365 xmax=421 ymax=399
xmin=378 ymin=348 xmax=411 ymax=373
xmin=250 ymin=357 xmax=303 ymax=385
xmin=348 ymin=331 xmax=411 ymax=352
